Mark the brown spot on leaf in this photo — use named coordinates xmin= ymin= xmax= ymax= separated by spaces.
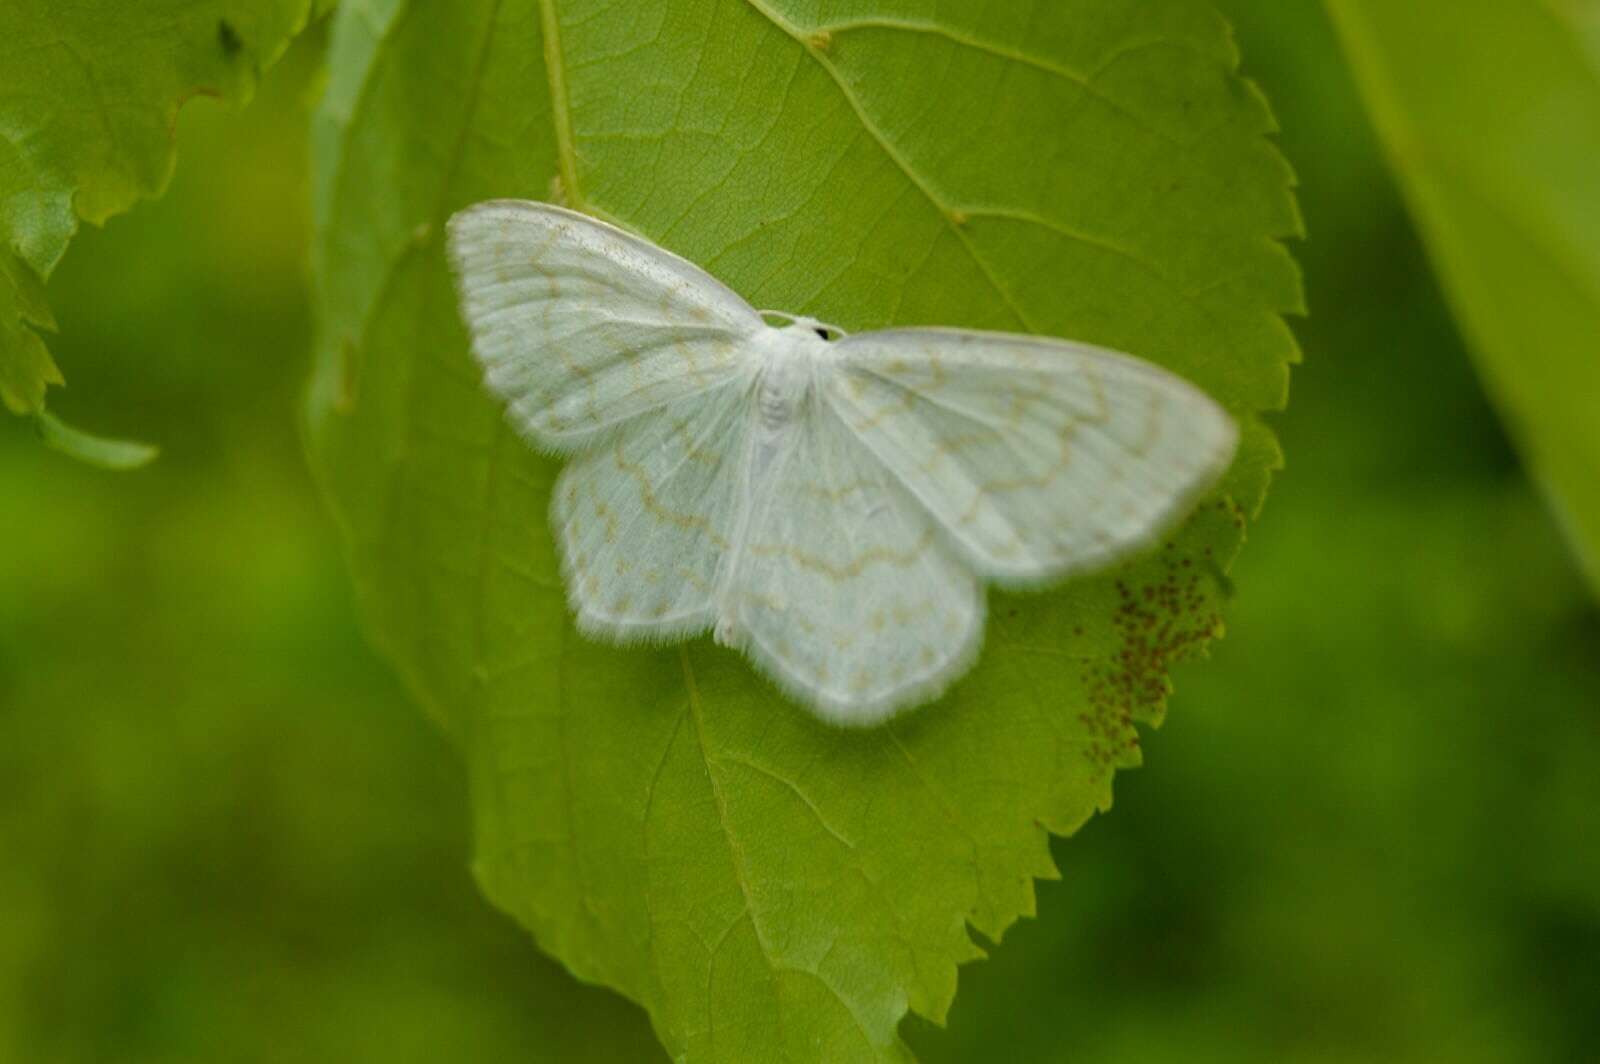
xmin=1075 ymin=548 xmax=1227 ymax=783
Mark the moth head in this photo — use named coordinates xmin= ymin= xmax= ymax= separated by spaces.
xmin=758 ymin=310 xmax=847 ymax=341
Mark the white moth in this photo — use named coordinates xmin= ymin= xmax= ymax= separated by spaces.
xmin=447 ymin=201 xmax=1238 ymax=726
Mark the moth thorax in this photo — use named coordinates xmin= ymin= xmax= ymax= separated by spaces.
xmin=757 ymin=357 xmax=809 ymax=429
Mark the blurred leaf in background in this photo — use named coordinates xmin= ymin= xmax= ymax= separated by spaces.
xmin=1326 ymin=0 xmax=1600 ymax=596
xmin=1 ymin=4 xmax=1596 ymax=1064
xmin=0 ymin=0 xmax=318 ymax=460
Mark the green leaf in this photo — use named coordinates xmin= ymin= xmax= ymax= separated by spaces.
xmin=305 ymin=1 xmax=1301 ymax=1059
xmin=0 ymin=0 xmax=320 ymax=441
xmin=0 ymin=253 xmax=62 ymax=415
xmin=1326 ymin=0 xmax=1600 ymax=595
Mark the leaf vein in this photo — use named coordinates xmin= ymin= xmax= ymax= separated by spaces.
xmin=680 ymin=646 xmax=790 ymax=1054
xmin=717 ymin=753 xmax=857 ymax=851
xmin=537 ymin=0 xmax=584 ymax=206
xmin=816 ymin=14 xmax=1185 ymax=150
xmin=739 ymin=0 xmax=1034 ymax=331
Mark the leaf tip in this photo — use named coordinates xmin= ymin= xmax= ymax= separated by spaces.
xmin=35 ymin=410 xmax=159 ymax=471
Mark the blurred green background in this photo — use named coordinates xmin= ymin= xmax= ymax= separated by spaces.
xmin=3 ymin=6 xmax=1595 ymax=1062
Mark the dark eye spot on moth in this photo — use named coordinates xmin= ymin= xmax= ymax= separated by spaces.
xmin=218 ymin=19 xmax=242 ymax=57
